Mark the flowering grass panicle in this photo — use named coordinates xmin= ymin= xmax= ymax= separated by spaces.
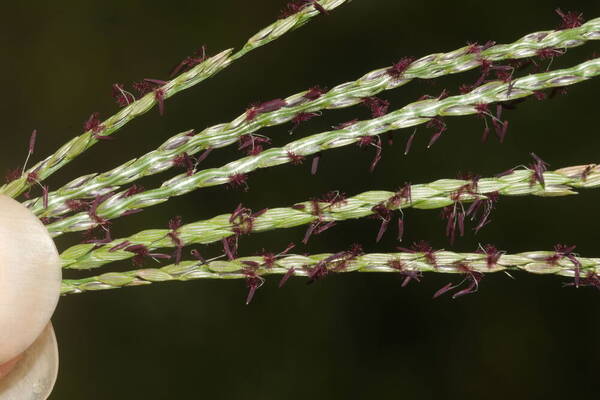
xmin=3 ymin=5 xmax=600 ymax=304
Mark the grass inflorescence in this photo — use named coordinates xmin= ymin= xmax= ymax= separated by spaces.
xmin=4 ymin=5 xmax=600 ymax=303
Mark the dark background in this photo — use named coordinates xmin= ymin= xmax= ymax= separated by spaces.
xmin=1 ymin=0 xmax=600 ymax=399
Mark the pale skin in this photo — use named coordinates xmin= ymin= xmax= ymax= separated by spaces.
xmin=0 ymin=195 xmax=61 ymax=398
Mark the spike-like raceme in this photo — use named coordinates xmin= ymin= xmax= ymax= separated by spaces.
xmin=0 ymin=0 xmax=349 ymax=199
xmin=25 ymin=17 xmax=600 ymax=218
xmin=61 ymin=248 xmax=598 ymax=295
xmin=46 ymin=58 xmax=600 ymax=237
xmin=58 ymin=163 xmax=600 ymax=271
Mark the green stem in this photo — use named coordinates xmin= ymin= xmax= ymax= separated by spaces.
xmin=59 ymin=163 xmax=600 ymax=271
